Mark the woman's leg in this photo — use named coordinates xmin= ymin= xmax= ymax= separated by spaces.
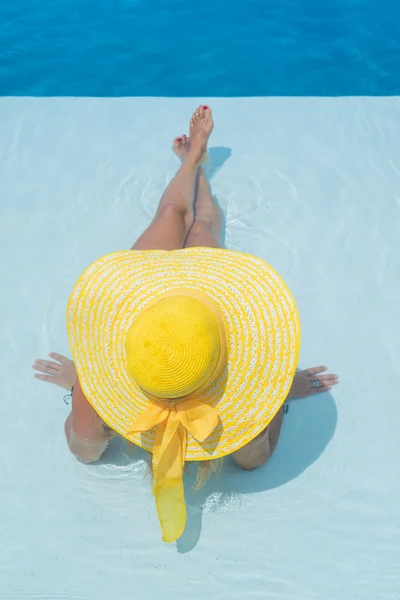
xmin=185 ymin=167 xmax=222 ymax=248
xmin=171 ymin=135 xmax=222 ymax=249
xmin=132 ymin=106 xmax=213 ymax=251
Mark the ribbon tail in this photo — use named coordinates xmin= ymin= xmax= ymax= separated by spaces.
xmin=153 ymin=422 xmax=187 ymax=543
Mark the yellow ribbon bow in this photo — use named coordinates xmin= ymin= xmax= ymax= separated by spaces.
xmin=127 ymin=398 xmax=219 ymax=542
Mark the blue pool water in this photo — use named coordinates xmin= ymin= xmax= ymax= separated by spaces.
xmin=1 ymin=0 xmax=399 ymax=96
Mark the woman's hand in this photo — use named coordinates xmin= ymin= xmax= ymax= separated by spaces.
xmin=33 ymin=352 xmax=77 ymax=391
xmin=287 ymin=366 xmax=338 ymax=400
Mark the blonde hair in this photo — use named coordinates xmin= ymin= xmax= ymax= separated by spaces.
xmin=193 ymin=459 xmax=223 ymax=491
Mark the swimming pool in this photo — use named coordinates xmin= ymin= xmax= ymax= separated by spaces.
xmin=1 ymin=0 xmax=399 ymax=96
xmin=1 ymin=2 xmax=400 ymax=600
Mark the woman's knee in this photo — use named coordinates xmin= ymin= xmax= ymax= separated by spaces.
xmin=157 ymin=202 xmax=193 ymax=229
xmin=132 ymin=202 xmax=193 ymax=250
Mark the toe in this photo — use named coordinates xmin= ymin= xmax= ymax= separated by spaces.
xmin=173 ymin=136 xmax=182 ymax=148
xmin=190 ymin=108 xmax=200 ymax=129
xmin=203 ymin=105 xmax=211 ymax=119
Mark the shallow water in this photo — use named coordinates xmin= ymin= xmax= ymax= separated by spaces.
xmin=1 ymin=97 xmax=399 ymax=599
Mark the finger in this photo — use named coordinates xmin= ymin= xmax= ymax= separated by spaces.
xmin=313 ymin=374 xmax=339 ymax=383
xmin=33 ymin=359 xmax=60 ymax=372
xmin=304 ymin=366 xmax=328 ymax=377
xmin=49 ymin=352 xmax=70 ymax=365
xmin=309 ymin=377 xmax=336 ymax=388
xmin=308 ymin=379 xmax=335 ymax=391
xmin=32 ymin=365 xmax=58 ymax=377
xmin=34 ymin=373 xmax=57 ymax=383
xmin=309 ymin=385 xmax=333 ymax=395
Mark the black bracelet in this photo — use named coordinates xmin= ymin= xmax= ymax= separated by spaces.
xmin=63 ymin=385 xmax=74 ymax=405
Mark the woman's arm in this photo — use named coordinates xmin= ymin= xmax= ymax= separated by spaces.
xmin=232 ymin=366 xmax=339 ymax=470
xmin=66 ymin=378 xmax=114 ymax=463
xmin=32 ymin=352 xmax=114 ymax=463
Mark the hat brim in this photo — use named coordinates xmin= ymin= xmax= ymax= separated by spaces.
xmin=67 ymin=248 xmax=300 ymax=460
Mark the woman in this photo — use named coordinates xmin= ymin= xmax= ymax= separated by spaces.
xmin=33 ymin=106 xmax=338 ymax=542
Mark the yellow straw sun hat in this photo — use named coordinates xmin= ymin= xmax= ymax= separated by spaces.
xmin=67 ymin=247 xmax=300 ymax=542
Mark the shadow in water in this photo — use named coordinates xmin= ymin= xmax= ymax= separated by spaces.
xmin=176 ymin=393 xmax=338 ymax=553
xmin=204 ymin=146 xmax=232 ymax=181
xmin=97 ymin=392 xmax=337 ymax=553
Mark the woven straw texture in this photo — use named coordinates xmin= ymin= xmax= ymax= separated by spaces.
xmin=67 ymin=248 xmax=300 ymax=460
xmin=125 ymin=295 xmax=223 ymax=398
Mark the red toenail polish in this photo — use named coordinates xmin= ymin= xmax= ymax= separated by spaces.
xmin=203 ymin=105 xmax=208 ymax=110
xmin=177 ymin=137 xmax=181 ymax=141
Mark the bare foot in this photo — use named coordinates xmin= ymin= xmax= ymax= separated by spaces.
xmin=172 ymin=134 xmax=190 ymax=161
xmin=172 ymin=133 xmax=208 ymax=168
xmin=186 ymin=105 xmax=213 ymax=165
